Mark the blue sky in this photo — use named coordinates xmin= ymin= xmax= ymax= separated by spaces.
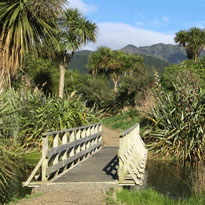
xmin=67 ymin=0 xmax=205 ymax=50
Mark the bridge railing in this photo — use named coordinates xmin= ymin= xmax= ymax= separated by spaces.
xmin=118 ymin=123 xmax=148 ymax=186
xmin=23 ymin=123 xmax=102 ymax=187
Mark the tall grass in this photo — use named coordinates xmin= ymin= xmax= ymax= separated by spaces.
xmin=116 ymin=188 xmax=205 ymax=205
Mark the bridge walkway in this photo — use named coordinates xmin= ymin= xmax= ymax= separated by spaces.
xmin=53 ymin=146 xmax=119 ymax=183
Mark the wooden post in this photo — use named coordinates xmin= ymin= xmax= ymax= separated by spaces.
xmin=76 ymin=129 xmax=81 ymax=163
xmin=42 ymin=135 xmax=48 ymax=183
xmin=118 ymin=135 xmax=125 ymax=184
xmin=86 ymin=127 xmax=91 ymax=155
xmin=62 ymin=132 xmax=67 ymax=171
xmin=70 ymin=131 xmax=75 ymax=166
xmin=91 ymin=125 xmax=95 ymax=153
xmin=81 ymin=129 xmax=86 ymax=159
xmin=53 ymin=134 xmax=59 ymax=165
xmin=94 ymin=125 xmax=98 ymax=151
xmin=99 ymin=124 xmax=102 ymax=144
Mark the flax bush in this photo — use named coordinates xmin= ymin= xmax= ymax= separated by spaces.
xmin=0 ymin=93 xmax=25 ymax=203
xmin=144 ymin=70 xmax=205 ymax=164
xmin=0 ymin=88 xmax=100 ymax=147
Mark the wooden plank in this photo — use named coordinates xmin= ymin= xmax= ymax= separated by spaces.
xmin=119 ymin=154 xmax=141 ymax=185
xmin=124 ymin=151 xmax=144 ymax=179
xmin=69 ymin=131 xmax=75 ymax=167
xmin=42 ymin=136 xmax=48 ymax=183
xmin=53 ymin=134 xmax=59 ymax=165
xmin=76 ymin=130 xmax=81 ymax=163
xmin=62 ymin=132 xmax=68 ymax=161
xmin=86 ymin=127 xmax=91 ymax=155
xmin=47 ymin=132 xmax=102 ymax=157
xmin=46 ymin=141 xmax=101 ymax=175
xmin=81 ymin=129 xmax=86 ymax=160
xmin=43 ymin=123 xmax=101 ymax=136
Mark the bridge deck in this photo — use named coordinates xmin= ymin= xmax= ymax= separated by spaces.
xmin=52 ymin=146 xmax=119 ymax=183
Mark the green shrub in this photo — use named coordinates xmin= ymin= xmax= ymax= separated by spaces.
xmin=144 ymin=71 xmax=205 ymax=164
xmin=0 ymin=96 xmax=26 ymax=203
xmin=162 ymin=59 xmax=205 ymax=91
xmin=0 ymin=89 xmax=100 ymax=147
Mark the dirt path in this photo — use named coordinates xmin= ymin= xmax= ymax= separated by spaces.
xmin=15 ymin=126 xmax=120 ymax=205
xmin=102 ymin=125 xmax=120 ymax=146
xmin=14 ymin=190 xmax=106 ymax=205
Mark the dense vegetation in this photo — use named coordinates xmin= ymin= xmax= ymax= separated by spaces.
xmin=0 ymin=0 xmax=204 ymax=203
xmin=144 ymin=70 xmax=205 ymax=164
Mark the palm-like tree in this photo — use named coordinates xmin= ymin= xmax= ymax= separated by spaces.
xmin=0 ymin=0 xmax=66 ymax=90
xmin=57 ymin=9 xmax=97 ymax=99
xmin=88 ymin=48 xmax=124 ymax=92
xmin=108 ymin=50 xmax=126 ymax=91
xmin=175 ymin=27 xmax=205 ymax=62
xmin=124 ymin=54 xmax=143 ymax=76
xmin=88 ymin=47 xmax=144 ymax=92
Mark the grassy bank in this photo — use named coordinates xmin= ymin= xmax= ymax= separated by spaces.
xmin=105 ymin=188 xmax=205 ymax=205
xmin=102 ymin=109 xmax=141 ymax=131
xmin=1 ymin=152 xmax=41 ymax=204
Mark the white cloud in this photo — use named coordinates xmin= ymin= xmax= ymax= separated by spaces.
xmin=66 ymin=0 xmax=98 ymax=15
xmin=81 ymin=22 xmax=175 ymax=51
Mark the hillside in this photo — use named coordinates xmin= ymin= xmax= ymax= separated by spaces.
xmin=69 ymin=48 xmax=170 ymax=75
xmin=68 ymin=43 xmax=205 ymax=75
xmin=69 ymin=50 xmax=92 ymax=74
xmin=121 ymin=43 xmax=205 ymax=64
xmin=121 ymin=43 xmax=187 ymax=64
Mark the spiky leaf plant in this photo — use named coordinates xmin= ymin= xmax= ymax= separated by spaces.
xmin=144 ymin=70 xmax=205 ymax=164
xmin=0 ymin=92 xmax=25 ymax=203
xmin=0 ymin=88 xmax=100 ymax=147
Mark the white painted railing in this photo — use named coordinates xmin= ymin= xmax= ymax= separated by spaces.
xmin=23 ymin=123 xmax=102 ymax=187
xmin=118 ymin=123 xmax=148 ymax=186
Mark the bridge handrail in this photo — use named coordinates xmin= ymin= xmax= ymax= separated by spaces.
xmin=42 ymin=123 xmax=101 ymax=136
xmin=118 ymin=123 xmax=148 ymax=186
xmin=23 ymin=122 xmax=102 ymax=187
xmin=120 ymin=123 xmax=139 ymax=137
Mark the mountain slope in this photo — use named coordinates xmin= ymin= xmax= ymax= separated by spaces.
xmin=121 ymin=43 xmax=187 ymax=63
xmin=69 ymin=50 xmax=92 ymax=74
xmin=121 ymin=43 xmax=205 ymax=64
xmin=69 ymin=48 xmax=170 ymax=75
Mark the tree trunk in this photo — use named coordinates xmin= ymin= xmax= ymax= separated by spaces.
xmin=58 ymin=64 xmax=66 ymax=99
xmin=113 ymin=80 xmax=119 ymax=92
xmin=58 ymin=49 xmax=76 ymax=99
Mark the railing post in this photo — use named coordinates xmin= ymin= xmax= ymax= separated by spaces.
xmin=94 ymin=125 xmax=98 ymax=149
xmin=70 ymin=131 xmax=75 ymax=166
xmin=86 ymin=127 xmax=91 ymax=155
xmin=81 ymin=128 xmax=86 ymax=159
xmin=118 ymin=135 xmax=125 ymax=184
xmin=99 ymin=123 xmax=102 ymax=146
xmin=53 ymin=134 xmax=59 ymax=165
xmin=91 ymin=125 xmax=95 ymax=150
xmin=76 ymin=129 xmax=81 ymax=163
xmin=62 ymin=132 xmax=68 ymax=171
xmin=42 ymin=135 xmax=48 ymax=183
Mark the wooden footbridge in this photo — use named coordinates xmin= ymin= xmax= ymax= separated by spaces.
xmin=23 ymin=123 xmax=148 ymax=189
